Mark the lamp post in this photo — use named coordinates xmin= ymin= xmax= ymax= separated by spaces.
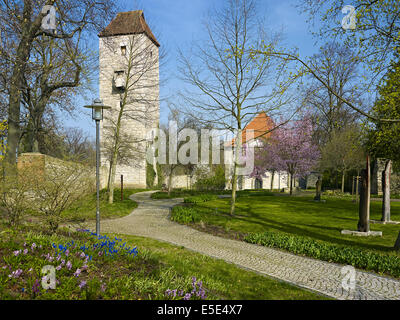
xmin=84 ymin=98 xmax=111 ymax=235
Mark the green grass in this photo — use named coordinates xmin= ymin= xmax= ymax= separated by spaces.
xmin=150 ymin=189 xmax=274 ymax=200
xmin=170 ymin=193 xmax=400 ymax=277
xmin=61 ymin=188 xmax=146 ymax=223
xmin=183 ymin=194 xmax=400 ymax=251
xmin=0 ymin=222 xmax=326 ymax=300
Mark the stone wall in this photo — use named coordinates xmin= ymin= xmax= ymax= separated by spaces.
xmin=17 ymin=153 xmax=94 ymax=188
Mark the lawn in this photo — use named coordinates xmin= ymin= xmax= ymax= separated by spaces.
xmin=168 ymin=192 xmax=400 ymax=278
xmin=60 ymin=188 xmax=147 ymax=223
xmin=182 ymin=194 xmax=400 ymax=252
xmin=0 ymin=222 xmax=326 ymax=300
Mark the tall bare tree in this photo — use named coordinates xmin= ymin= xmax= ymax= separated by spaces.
xmin=19 ymin=33 xmax=95 ymax=153
xmin=320 ymin=125 xmax=366 ymax=193
xmin=303 ymin=42 xmax=365 ymax=145
xmin=0 ymin=0 xmax=116 ymax=164
xmin=179 ymin=0 xmax=300 ymax=215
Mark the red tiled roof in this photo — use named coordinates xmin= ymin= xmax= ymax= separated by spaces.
xmin=230 ymin=112 xmax=275 ymax=146
xmin=98 ymin=10 xmax=160 ymax=47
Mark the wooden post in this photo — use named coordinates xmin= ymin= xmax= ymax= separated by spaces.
xmin=382 ymin=160 xmax=391 ymax=222
xmin=355 ymin=172 xmax=360 ymax=204
xmin=121 ymin=174 xmax=123 ymax=201
xmin=314 ymin=175 xmax=322 ymax=201
xmin=358 ymin=156 xmax=370 ymax=232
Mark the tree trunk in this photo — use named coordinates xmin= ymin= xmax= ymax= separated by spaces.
xmin=6 ymin=1 xmax=37 ymax=164
xmin=230 ymin=162 xmax=238 ymax=216
xmin=168 ymin=169 xmax=173 ymax=196
xmin=355 ymin=170 xmax=360 ymax=203
xmin=341 ymin=170 xmax=345 ymax=193
xmin=314 ymin=175 xmax=322 ymax=201
xmin=358 ymin=157 xmax=370 ymax=232
xmin=108 ymin=153 xmax=117 ymax=204
xmin=230 ymin=127 xmax=242 ymax=216
xmin=108 ymin=98 xmax=125 ymax=204
xmin=381 ymin=160 xmax=391 ymax=222
xmin=270 ymin=170 xmax=275 ymax=190
xmin=289 ymin=173 xmax=293 ymax=196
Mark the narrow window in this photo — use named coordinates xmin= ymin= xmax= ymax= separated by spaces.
xmin=121 ymin=45 xmax=126 ymax=56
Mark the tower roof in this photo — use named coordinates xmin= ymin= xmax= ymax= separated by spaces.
xmin=99 ymin=10 xmax=160 ymax=47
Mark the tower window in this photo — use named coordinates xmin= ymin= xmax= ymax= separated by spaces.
xmin=121 ymin=46 xmax=127 ymax=56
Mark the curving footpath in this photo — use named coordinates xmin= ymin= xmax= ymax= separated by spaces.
xmin=81 ymin=191 xmax=400 ymax=300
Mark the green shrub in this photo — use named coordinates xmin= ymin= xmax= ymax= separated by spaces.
xmin=194 ymin=166 xmax=226 ymax=191
xmin=245 ymin=231 xmax=400 ymax=278
xmin=184 ymin=194 xmax=218 ymax=204
xmin=171 ymin=206 xmax=201 ymax=224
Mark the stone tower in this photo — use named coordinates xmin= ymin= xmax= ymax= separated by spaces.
xmin=98 ymin=11 xmax=160 ymax=188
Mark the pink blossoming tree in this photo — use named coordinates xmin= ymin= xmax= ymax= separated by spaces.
xmin=252 ymin=117 xmax=320 ymax=195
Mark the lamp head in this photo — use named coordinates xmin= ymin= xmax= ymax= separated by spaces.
xmin=84 ymin=98 xmax=111 ymax=121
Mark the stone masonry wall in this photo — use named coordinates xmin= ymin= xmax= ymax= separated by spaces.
xmin=99 ymin=33 xmax=160 ymax=189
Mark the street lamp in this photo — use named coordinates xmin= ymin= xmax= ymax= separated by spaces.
xmin=84 ymin=98 xmax=111 ymax=235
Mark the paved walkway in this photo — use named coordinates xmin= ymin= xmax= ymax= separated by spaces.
xmin=80 ymin=191 xmax=400 ymax=300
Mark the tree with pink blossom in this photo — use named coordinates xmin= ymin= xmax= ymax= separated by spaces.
xmin=253 ymin=117 xmax=320 ymax=195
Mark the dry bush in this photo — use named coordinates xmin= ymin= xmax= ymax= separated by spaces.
xmin=0 ymin=163 xmax=37 ymax=226
xmin=30 ymin=161 xmax=94 ymax=233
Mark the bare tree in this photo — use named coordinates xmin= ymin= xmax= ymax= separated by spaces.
xmin=303 ymin=42 xmax=365 ymax=145
xmin=0 ymin=0 xmax=116 ymax=164
xmin=298 ymin=0 xmax=400 ymax=88
xmin=320 ymin=125 xmax=366 ymax=193
xmin=178 ymin=0 xmax=300 ymax=215
xmin=19 ymin=33 xmax=94 ymax=154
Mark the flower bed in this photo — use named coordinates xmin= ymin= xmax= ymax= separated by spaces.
xmin=0 ymin=227 xmax=208 ymax=300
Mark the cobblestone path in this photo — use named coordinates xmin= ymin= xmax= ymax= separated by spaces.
xmin=82 ymin=191 xmax=400 ymax=300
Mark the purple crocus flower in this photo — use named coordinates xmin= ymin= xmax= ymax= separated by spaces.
xmin=23 ymin=249 xmax=28 ymax=255
xmin=56 ymin=265 xmax=62 ymax=271
xmin=32 ymin=280 xmax=40 ymax=294
xmin=13 ymin=250 xmax=21 ymax=256
xmin=9 ymin=269 xmax=23 ymax=279
xmin=78 ymin=280 xmax=87 ymax=289
xmin=101 ymin=283 xmax=107 ymax=292
xmin=66 ymin=261 xmax=72 ymax=270
xmin=183 ymin=293 xmax=192 ymax=300
xmin=73 ymin=268 xmax=81 ymax=277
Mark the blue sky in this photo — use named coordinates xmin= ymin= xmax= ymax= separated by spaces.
xmin=68 ymin=0 xmax=323 ymax=139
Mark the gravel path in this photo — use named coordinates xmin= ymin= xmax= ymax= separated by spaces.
xmin=80 ymin=191 xmax=400 ymax=300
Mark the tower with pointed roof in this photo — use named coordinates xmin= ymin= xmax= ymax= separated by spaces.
xmin=98 ymin=10 xmax=160 ymax=188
